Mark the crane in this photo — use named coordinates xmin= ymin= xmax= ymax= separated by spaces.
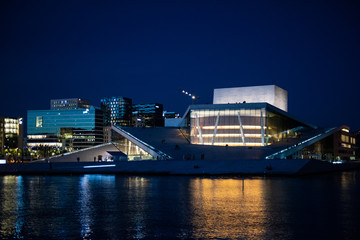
xmin=181 ymin=89 xmax=200 ymax=104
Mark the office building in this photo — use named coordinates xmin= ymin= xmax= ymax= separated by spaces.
xmin=27 ymin=106 xmax=104 ymax=150
xmin=50 ymin=98 xmax=90 ymax=110
xmin=132 ymin=103 xmax=164 ymax=127
xmin=101 ymin=97 xmax=132 ymax=126
xmin=0 ymin=117 xmax=24 ymax=155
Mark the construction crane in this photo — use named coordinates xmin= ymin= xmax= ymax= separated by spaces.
xmin=181 ymin=89 xmax=200 ymax=104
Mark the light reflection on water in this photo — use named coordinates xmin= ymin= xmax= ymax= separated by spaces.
xmin=0 ymin=176 xmax=19 ymax=238
xmin=0 ymin=171 xmax=360 ymax=239
xmin=79 ymin=176 xmax=93 ymax=238
xmin=190 ymin=178 xmax=267 ymax=239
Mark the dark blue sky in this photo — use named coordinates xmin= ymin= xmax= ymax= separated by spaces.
xmin=1 ymin=0 xmax=359 ymax=130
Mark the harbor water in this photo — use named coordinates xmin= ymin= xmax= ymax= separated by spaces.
xmin=1 ymin=171 xmax=360 ymax=239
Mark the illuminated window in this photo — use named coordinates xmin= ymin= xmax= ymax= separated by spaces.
xmin=36 ymin=116 xmax=43 ymax=127
xmin=341 ymin=143 xmax=351 ymax=148
xmin=342 ymin=128 xmax=349 ymax=133
xmin=341 ymin=134 xmax=349 ymax=143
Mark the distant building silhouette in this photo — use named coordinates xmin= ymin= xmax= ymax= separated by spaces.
xmin=101 ymin=97 xmax=132 ymax=126
xmin=50 ymin=98 xmax=90 ymax=110
xmin=132 ymin=103 xmax=164 ymax=127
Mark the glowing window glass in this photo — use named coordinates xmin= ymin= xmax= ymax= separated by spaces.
xmin=36 ymin=116 xmax=43 ymax=127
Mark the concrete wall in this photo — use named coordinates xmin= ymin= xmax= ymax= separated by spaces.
xmin=48 ymin=143 xmax=120 ymax=162
xmin=274 ymin=86 xmax=288 ymax=112
xmin=213 ymin=85 xmax=288 ymax=112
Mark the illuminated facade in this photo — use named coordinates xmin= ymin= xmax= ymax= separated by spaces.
xmin=27 ymin=107 xmax=104 ymax=150
xmin=0 ymin=117 xmax=24 ymax=155
xmin=180 ymin=103 xmax=312 ymax=147
xmin=108 ymin=85 xmax=357 ymax=162
xmin=101 ymin=97 xmax=132 ymax=126
xmin=34 ymin=85 xmax=357 ymax=163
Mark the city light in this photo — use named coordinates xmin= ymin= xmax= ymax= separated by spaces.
xmin=181 ymin=89 xmax=200 ymax=103
xmin=83 ymin=164 xmax=116 ymax=168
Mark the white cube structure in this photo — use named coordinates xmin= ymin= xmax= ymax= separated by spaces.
xmin=213 ymin=85 xmax=288 ymax=112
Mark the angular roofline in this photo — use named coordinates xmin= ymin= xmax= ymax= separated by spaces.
xmin=213 ymin=84 xmax=283 ymax=91
xmin=265 ymin=126 xmax=347 ymax=159
xmin=180 ymin=103 xmax=317 ymax=129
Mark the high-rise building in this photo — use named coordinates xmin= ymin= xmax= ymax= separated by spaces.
xmin=27 ymin=107 xmax=104 ymax=150
xmin=50 ymin=98 xmax=90 ymax=110
xmin=100 ymin=97 xmax=132 ymax=126
xmin=0 ymin=117 xmax=24 ymax=155
xmin=132 ymin=103 xmax=164 ymax=127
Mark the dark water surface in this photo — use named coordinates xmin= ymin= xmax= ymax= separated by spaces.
xmin=1 ymin=171 xmax=360 ymax=239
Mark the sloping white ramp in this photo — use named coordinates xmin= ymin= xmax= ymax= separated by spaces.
xmin=266 ymin=127 xmax=338 ymax=159
xmin=112 ymin=126 xmax=173 ymax=160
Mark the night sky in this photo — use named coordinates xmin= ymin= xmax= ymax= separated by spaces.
xmin=1 ymin=0 xmax=359 ymax=131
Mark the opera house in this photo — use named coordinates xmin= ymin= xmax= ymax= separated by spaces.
xmin=50 ymin=85 xmax=356 ymax=166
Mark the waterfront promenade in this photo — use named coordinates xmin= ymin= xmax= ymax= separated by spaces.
xmin=1 ymin=159 xmax=359 ymax=176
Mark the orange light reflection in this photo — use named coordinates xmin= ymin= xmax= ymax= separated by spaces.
xmin=189 ymin=178 xmax=267 ymax=239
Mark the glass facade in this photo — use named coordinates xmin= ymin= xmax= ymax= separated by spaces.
xmin=266 ymin=109 xmax=307 ymax=144
xmin=184 ymin=104 xmax=311 ymax=147
xmin=190 ymin=108 xmax=265 ymax=146
xmin=27 ymin=107 xmax=103 ymax=150
xmin=0 ymin=117 xmax=23 ymax=154
xmin=115 ymin=137 xmax=154 ymax=160
xmin=101 ymin=97 xmax=132 ymax=126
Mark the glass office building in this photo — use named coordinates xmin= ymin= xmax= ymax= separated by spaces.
xmin=101 ymin=97 xmax=132 ymax=126
xmin=181 ymin=103 xmax=314 ymax=147
xmin=27 ymin=107 xmax=104 ymax=150
xmin=0 ymin=117 xmax=24 ymax=155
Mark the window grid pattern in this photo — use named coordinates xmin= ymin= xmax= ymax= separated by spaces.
xmin=190 ymin=108 xmax=265 ymax=146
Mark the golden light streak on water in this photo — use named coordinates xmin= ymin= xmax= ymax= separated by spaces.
xmin=189 ymin=178 xmax=267 ymax=239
